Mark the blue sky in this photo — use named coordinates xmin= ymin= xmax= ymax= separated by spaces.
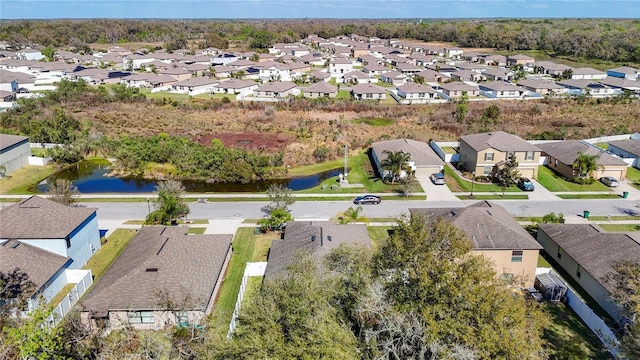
xmin=1 ymin=0 xmax=639 ymax=19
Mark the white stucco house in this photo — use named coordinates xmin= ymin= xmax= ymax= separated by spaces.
xmin=0 ymin=134 xmax=30 ymax=176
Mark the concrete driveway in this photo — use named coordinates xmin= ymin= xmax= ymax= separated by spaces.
xmin=526 ymin=178 xmax=560 ymax=201
xmin=417 ymin=176 xmax=460 ymax=201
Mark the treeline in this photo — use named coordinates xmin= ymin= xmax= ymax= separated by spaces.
xmin=1 ymin=18 xmax=639 ymax=63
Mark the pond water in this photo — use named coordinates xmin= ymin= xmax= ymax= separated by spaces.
xmin=35 ymin=162 xmax=342 ymax=193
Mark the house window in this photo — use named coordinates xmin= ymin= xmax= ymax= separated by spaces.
xmin=576 ymin=264 xmax=582 ymax=278
xmin=506 ymin=151 xmax=515 ymax=160
xmin=525 ymin=151 xmax=535 ymax=160
xmin=65 ymin=238 xmax=71 ymax=249
xmin=128 ymin=311 xmax=155 ymax=324
xmin=176 ymin=311 xmax=188 ymax=325
xmin=484 ymin=152 xmax=494 ymax=161
xmin=554 ymin=159 xmax=558 ymax=167
xmin=511 ymin=250 xmax=523 ymax=263
xmin=557 ymin=247 xmax=562 ymax=259
xmin=483 ymin=166 xmax=492 ymax=175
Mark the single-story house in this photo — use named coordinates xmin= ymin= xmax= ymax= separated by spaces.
xmin=537 ymin=223 xmax=640 ymax=322
xmin=309 ymin=70 xmax=331 ymax=82
xmin=371 ymin=138 xmax=443 ymax=179
xmin=483 ymin=68 xmax=515 ymax=81
xmin=450 ymin=70 xmax=483 ymax=82
xmin=507 ymin=54 xmax=535 ymax=66
xmin=159 ymin=67 xmax=192 ymax=82
xmin=264 ymin=221 xmax=372 ymax=281
xmin=183 ymin=63 xmax=211 ymax=77
xmin=395 ymin=62 xmax=422 ymax=75
xmin=459 ymin=131 xmax=542 ymax=178
xmin=351 ymin=83 xmax=386 ymax=100
xmin=411 ymin=201 xmax=543 ymax=287
xmin=414 ymin=69 xmax=446 ymax=84
xmin=211 ymin=79 xmax=258 ymax=95
xmin=483 ymin=55 xmax=507 ymax=67
xmin=379 ymin=70 xmax=408 ymax=86
xmin=363 ymin=63 xmax=389 ymax=76
xmin=439 ymin=82 xmax=480 ymax=98
xmin=212 ymin=65 xmax=235 ymax=78
xmin=607 ymin=139 xmax=640 ymax=169
xmin=598 ymin=77 xmax=640 ymax=94
xmin=396 ymin=83 xmax=439 ymax=102
xmin=0 ymin=133 xmax=30 ymax=176
xmin=170 ymin=77 xmax=219 ymax=95
xmin=571 ymin=67 xmax=607 ymax=80
xmin=302 ymin=82 xmax=338 ymax=98
xmin=342 ymin=70 xmax=372 ymax=84
xmin=537 ymin=140 xmax=628 ymax=180
xmin=81 ymin=226 xmax=232 ymax=330
xmin=556 ymin=79 xmax=617 ymax=97
xmin=253 ymin=81 xmax=298 ymax=98
xmin=606 ymin=66 xmax=639 ymax=80
xmin=516 ymin=79 xmax=566 ymax=96
xmin=479 ymin=81 xmax=526 ymax=98
xmin=121 ymin=73 xmax=176 ymax=88
xmin=535 ymin=61 xmax=572 ymax=77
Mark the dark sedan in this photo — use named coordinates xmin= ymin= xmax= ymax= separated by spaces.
xmin=353 ymin=195 xmax=381 ymax=205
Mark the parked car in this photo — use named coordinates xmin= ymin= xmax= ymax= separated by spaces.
xmin=600 ymin=176 xmax=619 ymax=187
xmin=16 ymin=87 xmax=29 ymax=93
xmin=353 ymin=194 xmax=381 ymax=205
xmin=517 ymin=177 xmax=535 ymax=191
xmin=430 ymin=172 xmax=446 ymax=185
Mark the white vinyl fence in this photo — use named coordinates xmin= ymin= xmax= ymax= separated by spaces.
xmin=227 ymin=262 xmax=267 ymax=339
xmin=47 ymin=270 xmax=93 ymax=326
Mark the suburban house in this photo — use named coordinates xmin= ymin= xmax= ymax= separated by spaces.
xmin=81 ymin=226 xmax=233 ymax=330
xmin=607 ymin=139 xmax=640 ymax=169
xmin=264 ymin=221 xmax=372 ymax=281
xmin=351 ymin=83 xmax=386 ymax=100
xmin=395 ymin=83 xmax=439 ymax=103
xmin=309 ymin=70 xmax=331 ymax=82
xmin=329 ymin=58 xmax=353 ymax=75
xmin=342 ymin=70 xmax=372 ymax=84
xmin=0 ymin=196 xmax=101 ymax=306
xmin=479 ymin=81 xmax=526 ymax=98
xmin=395 ymin=62 xmax=422 ymax=75
xmin=169 ymin=77 xmax=218 ymax=96
xmin=450 ymin=70 xmax=484 ymax=82
xmin=537 ymin=223 xmax=640 ymax=322
xmin=458 ymin=131 xmax=542 ymax=178
xmin=0 ymin=133 xmax=30 ymax=176
xmin=507 ymin=54 xmax=535 ymax=66
xmin=121 ymin=73 xmax=176 ymax=89
xmin=16 ymin=48 xmax=44 ymax=61
xmin=379 ymin=70 xmax=408 ymax=86
xmin=411 ymin=201 xmax=543 ymax=287
xmin=212 ymin=65 xmax=235 ymax=78
xmin=252 ymin=81 xmax=298 ymax=98
xmin=445 ymin=47 xmax=464 ymax=58
xmin=158 ymin=67 xmax=192 ymax=82
xmin=482 ymin=55 xmax=507 ymax=67
xmin=371 ymin=138 xmax=443 ymax=179
xmin=556 ymin=79 xmax=617 ymax=97
xmin=516 ymin=79 xmax=566 ymax=96
xmin=302 ymin=82 xmax=338 ymax=98
xmin=537 ymin=140 xmax=628 ymax=180
xmin=598 ymin=77 xmax=640 ymax=94
xmin=483 ymin=68 xmax=515 ymax=81
xmin=606 ymin=66 xmax=639 ymax=80
xmin=362 ymin=63 xmax=389 ymax=76
xmin=414 ymin=69 xmax=446 ymax=84
xmin=211 ymin=79 xmax=258 ymax=95
xmin=571 ymin=67 xmax=607 ymax=80
xmin=535 ymin=61 xmax=572 ymax=77
xmin=439 ymin=82 xmax=480 ymax=98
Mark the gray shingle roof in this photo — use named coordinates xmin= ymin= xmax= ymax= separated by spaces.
xmin=0 ymin=240 xmax=70 ymax=296
xmin=371 ymin=138 xmax=443 ymax=167
xmin=440 ymin=81 xmax=478 ymax=92
xmin=264 ymin=221 xmax=371 ymax=281
xmin=0 ymin=196 xmax=97 ymax=239
xmin=351 ymin=83 xmax=386 ymax=95
xmin=608 ymin=139 xmax=640 ymax=157
xmin=410 ymin=201 xmax=542 ymax=251
xmin=303 ymin=82 xmax=338 ymax=94
xmin=0 ymin=133 xmax=29 ymax=152
xmin=460 ymin=131 xmax=541 ymax=152
xmin=255 ymin=81 xmax=297 ymax=92
xmin=537 ymin=140 xmax=627 ymax=166
xmin=538 ymin=223 xmax=640 ymax=293
xmin=396 ymin=83 xmax=437 ymax=94
xmin=81 ymin=226 xmax=232 ymax=316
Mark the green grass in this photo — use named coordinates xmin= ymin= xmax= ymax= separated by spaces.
xmin=367 ymin=226 xmax=393 ymax=252
xmin=187 ymin=227 xmax=206 ymax=234
xmin=139 ymin=88 xmax=191 ymax=101
xmin=187 ymin=219 xmax=209 ymax=224
xmin=443 ymin=166 xmax=521 ymax=193
xmin=491 ymin=49 xmax=626 ymax=72
xmin=457 ymin=194 xmax=529 ymax=200
xmin=537 ymin=254 xmax=552 ymax=267
xmin=625 ymin=166 xmax=640 ymax=190
xmin=0 ymin=165 xmax=57 ymax=194
xmin=557 ymin=194 xmax=621 ymax=199
xmin=441 ymin=146 xmax=457 ymax=154
xmin=48 ymin=283 xmax=76 ymax=309
xmin=124 ymin=220 xmax=145 ymax=225
xmin=593 ymin=142 xmax=609 ymax=150
xmin=83 ymin=228 xmax=138 ymax=282
xmin=335 ymin=90 xmax=352 ymax=100
xmin=543 ymin=302 xmax=613 ymax=360
xmin=598 ymin=224 xmax=640 ymax=232
xmin=351 ymin=117 xmax=395 ymax=126
xmin=537 ymin=166 xmax=610 ymax=192
xmin=589 ymin=215 xmax=640 ymax=221
xmin=30 ymin=148 xmax=48 ymax=157
xmin=287 ymin=159 xmax=343 ymax=177
xmin=210 ymin=228 xmax=274 ymax=335
xmin=241 ymin=277 xmax=263 ymax=307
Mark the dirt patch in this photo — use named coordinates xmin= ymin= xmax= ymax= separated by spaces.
xmin=195 ymin=132 xmax=293 ymax=151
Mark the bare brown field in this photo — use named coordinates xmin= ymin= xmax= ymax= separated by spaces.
xmin=89 ymin=42 xmax=164 ymax=51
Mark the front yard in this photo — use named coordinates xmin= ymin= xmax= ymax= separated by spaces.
xmin=537 ymin=166 xmax=610 ymax=192
xmin=443 ymin=165 xmax=521 ymax=193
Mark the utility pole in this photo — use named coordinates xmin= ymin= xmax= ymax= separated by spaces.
xmin=343 ymin=145 xmax=348 ymax=181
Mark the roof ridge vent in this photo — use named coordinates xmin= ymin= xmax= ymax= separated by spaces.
xmin=146 ymin=267 xmax=158 ymax=272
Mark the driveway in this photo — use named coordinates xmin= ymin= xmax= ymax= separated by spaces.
xmin=417 ymin=176 xmax=460 ymax=201
xmin=526 ymin=178 xmax=560 ymax=201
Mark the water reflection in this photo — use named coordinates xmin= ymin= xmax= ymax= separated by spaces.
xmin=36 ymin=162 xmax=341 ymax=193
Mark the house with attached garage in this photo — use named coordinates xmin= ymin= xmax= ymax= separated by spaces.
xmin=516 ymin=79 xmax=565 ymax=96
xmin=264 ymin=221 xmax=372 ymax=282
xmin=535 ymin=61 xmax=572 ymax=77
xmin=458 ymin=131 xmax=542 ymax=179
xmin=395 ymin=83 xmax=439 ymax=103
xmin=570 ymin=67 xmax=607 ymax=80
xmin=16 ymin=48 xmax=44 ymax=61
xmin=169 ymin=77 xmax=219 ymax=96
xmin=556 ymin=79 xmax=617 ymax=97
xmin=379 ymin=70 xmax=408 ymax=86
xmin=537 ymin=223 xmax=640 ymax=322
xmin=371 ymin=138 xmax=443 ymax=179
xmin=607 ymin=138 xmax=640 ymax=169
xmin=329 ymin=57 xmax=353 ymax=76
xmin=411 ymin=201 xmax=543 ymax=287
xmin=450 ymin=70 xmax=484 ymax=83
xmin=211 ymin=79 xmax=258 ymax=95
xmin=482 ymin=55 xmax=507 ymax=67
xmin=598 ymin=77 xmax=640 ymax=94
xmin=81 ymin=226 xmax=232 ymax=330
xmin=0 ymin=196 xmax=101 ymax=307
xmin=479 ymin=81 xmax=526 ymax=98
xmin=363 ymin=63 xmax=389 ymax=77
xmin=342 ymin=70 xmax=373 ymax=84
xmin=0 ymin=134 xmax=30 ymax=176
xmin=439 ymin=82 xmax=480 ymax=98
xmin=606 ymin=66 xmax=639 ymax=80
xmin=395 ymin=62 xmax=422 ymax=75
xmin=482 ymin=68 xmax=515 ymax=82
xmin=537 ymin=140 xmax=628 ymax=181
xmin=507 ymin=54 xmax=535 ymax=66
xmin=302 ymin=82 xmax=338 ymax=99
xmin=351 ymin=83 xmax=386 ymax=100
xmin=252 ymin=81 xmax=298 ymax=98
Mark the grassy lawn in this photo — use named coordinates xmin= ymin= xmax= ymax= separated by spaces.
xmin=240 ymin=277 xmax=263 ymax=307
xmin=367 ymin=226 xmax=393 ymax=252
xmin=543 ymin=302 xmax=613 ymax=360
xmin=593 ymin=142 xmax=609 ymax=150
xmin=598 ymin=224 xmax=640 ymax=232
xmin=138 ymin=88 xmax=191 ymax=101
xmin=83 ymin=228 xmax=138 ymax=282
xmin=441 ymin=146 xmax=457 ymax=154
xmin=30 ymin=148 xmax=48 ymax=157
xmin=625 ymin=166 xmax=640 ymax=190
xmin=537 ymin=254 xmax=552 ymax=267
xmin=0 ymin=165 xmax=57 ymax=194
xmin=187 ymin=227 xmax=206 ymax=234
xmin=351 ymin=117 xmax=395 ymax=126
xmin=443 ymin=166 xmax=520 ymax=193
xmin=210 ymin=228 xmax=275 ymax=335
xmin=557 ymin=194 xmax=621 ymax=199
xmin=48 ymin=283 xmax=76 ymax=309
xmin=335 ymin=90 xmax=352 ymax=100
xmin=589 ymin=215 xmax=640 ymax=221
xmin=287 ymin=159 xmax=344 ymax=177
xmin=537 ymin=166 xmax=610 ymax=192
xmin=457 ymin=194 xmax=529 ymax=200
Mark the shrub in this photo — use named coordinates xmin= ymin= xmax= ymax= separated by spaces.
xmin=312 ymin=145 xmax=330 ymax=162
xmin=572 ymin=177 xmax=596 ymax=185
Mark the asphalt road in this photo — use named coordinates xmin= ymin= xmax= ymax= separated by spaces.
xmin=87 ymin=198 xmax=640 ymax=228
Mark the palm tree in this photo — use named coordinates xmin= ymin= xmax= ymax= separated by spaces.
xmin=572 ymin=151 xmax=601 ymax=180
xmin=337 ymin=206 xmax=368 ymax=224
xmin=380 ymin=150 xmax=412 ymax=184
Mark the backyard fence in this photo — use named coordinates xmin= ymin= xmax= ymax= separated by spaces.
xmin=47 ymin=269 xmax=93 ymax=326
xmin=227 ymin=262 xmax=267 ymax=339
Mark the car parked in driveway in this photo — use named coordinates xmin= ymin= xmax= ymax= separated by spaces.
xmin=517 ymin=177 xmax=535 ymax=191
xmin=353 ymin=195 xmax=381 ymax=205
xmin=600 ymin=176 xmax=619 ymax=187
xmin=430 ymin=172 xmax=445 ymax=185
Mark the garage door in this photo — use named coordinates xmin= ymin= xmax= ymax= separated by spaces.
xmin=415 ymin=167 xmax=442 ymax=178
xmin=519 ymin=168 xmax=535 ymax=179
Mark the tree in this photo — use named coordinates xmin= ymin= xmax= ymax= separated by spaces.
xmin=47 ymin=178 xmax=80 ymax=206
xmin=541 ymin=212 xmax=565 ymax=224
xmin=572 ymin=151 xmax=601 ymax=182
xmin=609 ymin=261 xmax=640 ymax=359
xmin=380 ymin=150 xmax=412 ymax=184
xmin=258 ymin=207 xmax=292 ymax=232
xmin=491 ymin=153 xmax=521 ymax=195
xmin=452 ymin=91 xmax=469 ymax=122
xmin=374 ymin=215 xmax=548 ymax=358
xmin=312 ymin=145 xmax=330 ymax=162
xmin=336 ymin=206 xmax=368 ymax=224
xmin=147 ymin=180 xmax=190 ymax=225
xmin=0 ymin=268 xmax=35 ymax=320
xmin=259 ymin=184 xmax=295 ymax=232
xmin=3 ymin=304 xmax=66 ymax=360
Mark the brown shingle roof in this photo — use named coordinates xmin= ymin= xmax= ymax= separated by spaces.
xmin=264 ymin=221 xmax=371 ymax=281
xmin=460 ymin=131 xmax=541 ymax=152
xmin=371 ymin=138 xmax=443 ymax=167
xmin=411 ymin=201 xmax=542 ymax=251
xmin=538 ymin=223 xmax=640 ymax=293
xmin=303 ymin=82 xmax=337 ymax=94
xmin=608 ymin=139 xmax=640 ymax=157
xmin=81 ymin=227 xmax=232 ymax=316
xmin=351 ymin=83 xmax=386 ymax=95
xmin=537 ymin=140 xmax=627 ymax=166
xmin=0 ymin=196 xmax=96 ymax=239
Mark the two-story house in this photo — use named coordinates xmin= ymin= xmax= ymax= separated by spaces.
xmin=459 ymin=131 xmax=542 ymax=178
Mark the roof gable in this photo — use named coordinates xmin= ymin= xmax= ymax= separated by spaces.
xmin=460 ymin=131 xmax=541 ymax=152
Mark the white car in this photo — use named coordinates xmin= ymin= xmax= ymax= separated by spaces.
xmin=600 ymin=176 xmax=619 ymax=187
